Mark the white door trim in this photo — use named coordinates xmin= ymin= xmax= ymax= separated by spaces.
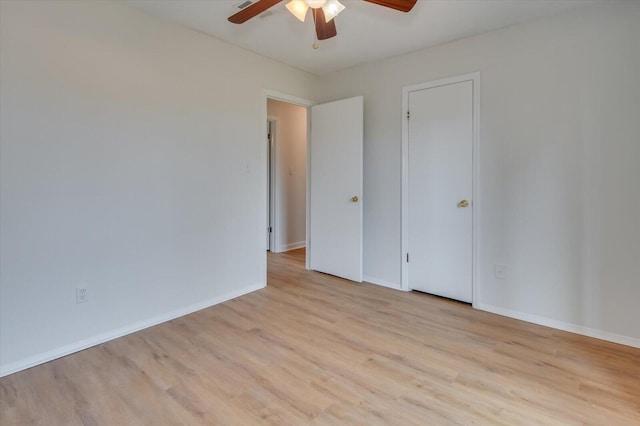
xmin=262 ymin=90 xmax=313 ymax=272
xmin=400 ymin=72 xmax=480 ymax=307
xmin=266 ymin=118 xmax=277 ymax=252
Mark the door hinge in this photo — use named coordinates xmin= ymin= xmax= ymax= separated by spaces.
xmin=406 ymin=253 xmax=409 ymax=262
xmin=406 ymin=111 xmax=410 ymax=120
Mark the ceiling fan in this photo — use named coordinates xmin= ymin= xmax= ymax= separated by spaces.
xmin=228 ymin=0 xmax=417 ymax=42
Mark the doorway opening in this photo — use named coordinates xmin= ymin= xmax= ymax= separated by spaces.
xmin=263 ymin=91 xmax=364 ymax=283
xmin=266 ymin=98 xmax=308 ymax=254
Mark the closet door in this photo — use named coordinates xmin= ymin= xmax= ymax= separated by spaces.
xmin=407 ymin=80 xmax=473 ymax=302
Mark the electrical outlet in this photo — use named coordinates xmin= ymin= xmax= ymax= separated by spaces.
xmin=76 ymin=287 xmax=88 ymax=304
xmin=494 ymin=264 xmax=507 ymax=279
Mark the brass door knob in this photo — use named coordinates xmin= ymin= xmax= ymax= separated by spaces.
xmin=351 ymin=196 xmax=359 ymax=203
xmin=458 ymin=199 xmax=470 ymax=208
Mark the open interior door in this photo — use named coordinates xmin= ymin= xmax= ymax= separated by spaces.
xmin=309 ymin=96 xmax=363 ymax=282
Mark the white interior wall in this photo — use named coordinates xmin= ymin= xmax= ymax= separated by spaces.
xmin=267 ymin=100 xmax=307 ymax=252
xmin=0 ymin=0 xmax=317 ymax=376
xmin=315 ymin=2 xmax=640 ymax=345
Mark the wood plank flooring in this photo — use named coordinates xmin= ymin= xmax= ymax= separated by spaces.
xmin=1 ymin=248 xmax=639 ymax=425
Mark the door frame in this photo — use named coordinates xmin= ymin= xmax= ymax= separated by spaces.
xmin=262 ymin=90 xmax=313 ymax=269
xmin=400 ymin=72 xmax=480 ymax=306
xmin=266 ymin=118 xmax=276 ymax=252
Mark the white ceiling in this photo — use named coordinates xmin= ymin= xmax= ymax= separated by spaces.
xmin=125 ymin=0 xmax=601 ymax=75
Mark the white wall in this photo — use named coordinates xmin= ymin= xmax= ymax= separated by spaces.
xmin=0 ymin=0 xmax=317 ymax=376
xmin=267 ymin=99 xmax=307 ymax=252
xmin=315 ymin=2 xmax=640 ymax=345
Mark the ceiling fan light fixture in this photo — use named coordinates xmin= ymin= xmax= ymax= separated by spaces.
xmin=322 ymin=0 xmax=345 ymax=22
xmin=286 ymin=0 xmax=309 ymax=22
xmin=305 ymin=0 xmax=327 ymax=9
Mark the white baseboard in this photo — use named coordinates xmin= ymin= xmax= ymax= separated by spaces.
xmin=475 ymin=302 xmax=640 ymax=349
xmin=0 ymin=282 xmax=266 ymax=378
xmin=363 ymin=275 xmax=402 ymax=290
xmin=275 ymin=241 xmax=306 ymax=253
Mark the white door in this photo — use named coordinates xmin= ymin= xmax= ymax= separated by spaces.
xmin=309 ymin=96 xmax=363 ymax=282
xmin=407 ymin=79 xmax=474 ymax=302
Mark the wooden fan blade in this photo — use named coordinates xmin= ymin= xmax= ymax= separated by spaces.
xmin=363 ymin=0 xmax=417 ymax=13
xmin=228 ymin=0 xmax=283 ymax=24
xmin=312 ymin=8 xmax=337 ymax=40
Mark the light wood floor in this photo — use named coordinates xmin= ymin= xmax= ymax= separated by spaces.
xmin=1 ymin=249 xmax=639 ymax=425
